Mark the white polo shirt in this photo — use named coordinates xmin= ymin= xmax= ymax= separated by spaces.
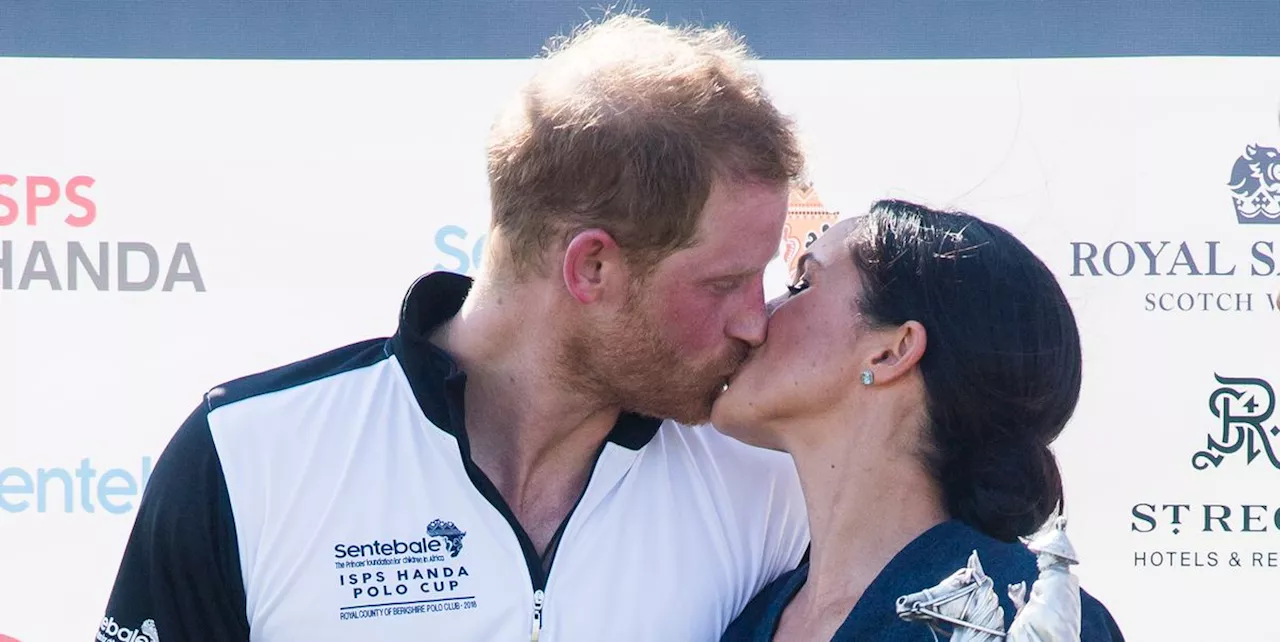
xmin=98 ymin=271 xmax=809 ymax=642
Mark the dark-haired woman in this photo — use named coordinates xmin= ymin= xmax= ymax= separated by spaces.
xmin=714 ymin=200 xmax=1125 ymax=641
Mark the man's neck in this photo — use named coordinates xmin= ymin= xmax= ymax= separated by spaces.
xmin=430 ymin=277 xmax=622 ymax=554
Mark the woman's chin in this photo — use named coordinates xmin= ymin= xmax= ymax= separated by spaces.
xmin=709 ymin=386 xmax=773 ymax=448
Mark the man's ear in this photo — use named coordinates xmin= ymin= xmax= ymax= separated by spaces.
xmin=866 ymin=320 xmax=927 ymax=385
xmin=562 ymin=229 xmax=625 ymax=304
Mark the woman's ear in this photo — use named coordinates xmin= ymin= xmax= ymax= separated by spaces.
xmin=866 ymin=321 xmax=927 ymax=385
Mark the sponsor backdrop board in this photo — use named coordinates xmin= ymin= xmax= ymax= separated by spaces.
xmin=2 ymin=4 xmax=1279 ymax=641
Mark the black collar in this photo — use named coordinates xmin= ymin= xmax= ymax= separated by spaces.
xmin=387 ymin=271 xmax=662 ymax=451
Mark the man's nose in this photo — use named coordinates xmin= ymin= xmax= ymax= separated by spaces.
xmin=727 ymin=284 xmax=769 ymax=348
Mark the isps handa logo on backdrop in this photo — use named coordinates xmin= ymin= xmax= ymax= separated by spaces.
xmin=1128 ymin=373 xmax=1280 ymax=571
xmin=1066 ymin=143 xmax=1279 ymax=313
xmin=0 ymin=174 xmax=206 ymax=292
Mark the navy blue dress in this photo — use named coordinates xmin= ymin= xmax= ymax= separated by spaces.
xmin=721 ymin=520 xmax=1125 ymax=641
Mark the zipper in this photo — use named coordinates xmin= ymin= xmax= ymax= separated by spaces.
xmin=460 ymin=459 xmax=592 ymax=642
xmin=442 ymin=375 xmax=606 ymax=642
xmin=392 ymin=312 xmax=658 ymax=640
xmin=530 ymin=588 xmax=545 ymax=641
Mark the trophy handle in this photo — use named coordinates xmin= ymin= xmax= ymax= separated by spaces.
xmin=1007 ymin=518 xmax=1083 ymax=642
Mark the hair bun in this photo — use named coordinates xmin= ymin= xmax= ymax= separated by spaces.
xmin=944 ymin=440 xmax=1063 ymax=542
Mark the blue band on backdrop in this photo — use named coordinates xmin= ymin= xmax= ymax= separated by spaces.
xmin=0 ymin=0 xmax=1275 ymax=60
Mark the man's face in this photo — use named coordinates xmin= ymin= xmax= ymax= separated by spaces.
xmin=580 ymin=179 xmax=789 ymax=424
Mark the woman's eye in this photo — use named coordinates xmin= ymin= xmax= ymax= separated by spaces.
xmin=786 ymin=279 xmax=809 ymax=296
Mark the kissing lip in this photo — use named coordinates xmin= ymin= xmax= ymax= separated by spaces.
xmin=727 ymin=347 xmax=764 ymax=384
xmin=720 ymin=371 xmax=735 ymax=390
xmin=722 ymin=362 xmax=748 ymax=389
xmin=719 ymin=368 xmax=739 ymax=392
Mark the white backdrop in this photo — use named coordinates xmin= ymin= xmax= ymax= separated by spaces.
xmin=1 ymin=56 xmax=1278 ymax=640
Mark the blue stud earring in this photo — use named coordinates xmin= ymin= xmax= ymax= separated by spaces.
xmin=861 ymin=370 xmax=874 ymax=386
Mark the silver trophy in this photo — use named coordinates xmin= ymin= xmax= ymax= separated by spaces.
xmin=894 ymin=517 xmax=1082 ymax=642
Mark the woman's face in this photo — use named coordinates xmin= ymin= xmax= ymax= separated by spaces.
xmin=710 ymin=218 xmax=876 ymax=449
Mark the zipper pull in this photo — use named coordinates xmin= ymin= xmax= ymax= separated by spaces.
xmin=530 ymin=589 xmax=545 ymax=642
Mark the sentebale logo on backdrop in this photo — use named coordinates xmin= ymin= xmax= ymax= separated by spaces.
xmin=0 ymin=457 xmax=154 ymax=514
xmin=432 ymin=225 xmax=487 ymax=276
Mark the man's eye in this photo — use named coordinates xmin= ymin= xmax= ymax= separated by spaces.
xmin=710 ymin=279 xmax=741 ymax=293
xmin=786 ymin=279 xmax=809 ymax=296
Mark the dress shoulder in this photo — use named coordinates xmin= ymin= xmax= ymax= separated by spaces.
xmin=719 ymin=563 xmax=805 ymax=641
xmin=1080 ymin=588 xmax=1127 ymax=641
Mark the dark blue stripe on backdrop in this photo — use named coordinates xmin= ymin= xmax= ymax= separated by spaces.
xmin=0 ymin=0 xmax=1276 ymax=60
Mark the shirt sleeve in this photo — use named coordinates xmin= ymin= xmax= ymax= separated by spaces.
xmin=96 ymin=403 xmax=250 ymax=641
xmin=759 ymin=450 xmax=811 ymax=579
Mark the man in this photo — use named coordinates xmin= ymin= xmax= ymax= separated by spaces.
xmin=98 ymin=13 xmax=809 ymax=641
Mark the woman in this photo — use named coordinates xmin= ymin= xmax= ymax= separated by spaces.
xmin=713 ymin=199 xmax=1125 ymax=641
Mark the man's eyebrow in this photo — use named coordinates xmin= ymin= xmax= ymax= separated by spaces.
xmin=708 ymin=247 xmax=791 ymax=282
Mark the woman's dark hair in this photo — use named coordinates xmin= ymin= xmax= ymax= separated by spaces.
xmin=847 ymin=199 xmax=1082 ymax=542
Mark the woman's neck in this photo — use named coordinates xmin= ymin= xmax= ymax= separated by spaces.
xmin=784 ymin=416 xmax=950 ymax=619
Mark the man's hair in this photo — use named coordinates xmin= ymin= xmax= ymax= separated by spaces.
xmin=485 ymin=12 xmax=805 ymax=278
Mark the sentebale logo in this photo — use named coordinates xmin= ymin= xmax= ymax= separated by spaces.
xmin=334 ymin=520 xmax=468 ymax=562
xmin=97 ymin=617 xmax=158 ymax=642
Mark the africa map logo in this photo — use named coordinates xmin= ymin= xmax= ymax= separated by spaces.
xmin=1228 ymin=144 xmax=1280 ymax=224
xmin=427 ymin=519 xmax=466 ymax=558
